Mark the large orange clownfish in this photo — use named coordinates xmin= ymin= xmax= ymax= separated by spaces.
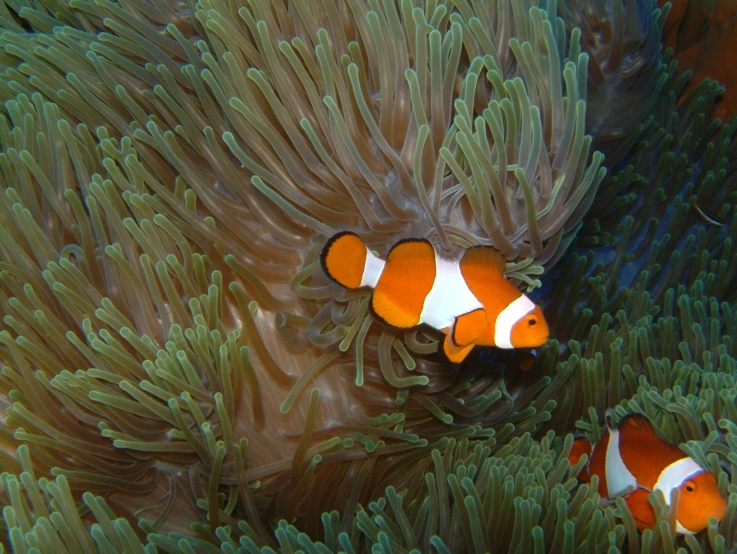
xmin=320 ymin=232 xmax=549 ymax=363
xmin=568 ymin=411 xmax=727 ymax=534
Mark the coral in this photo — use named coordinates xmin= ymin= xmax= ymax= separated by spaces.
xmin=0 ymin=0 xmax=736 ymax=553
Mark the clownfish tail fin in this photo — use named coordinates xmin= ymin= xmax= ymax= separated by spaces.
xmin=321 ymin=231 xmax=368 ymax=289
xmin=568 ymin=436 xmax=592 ymax=481
xmin=321 ymin=232 xmax=384 ymax=290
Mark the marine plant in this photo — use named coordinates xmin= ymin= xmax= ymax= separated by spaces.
xmin=0 ymin=0 xmax=735 ymax=553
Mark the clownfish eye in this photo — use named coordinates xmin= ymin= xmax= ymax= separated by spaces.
xmin=528 ymin=318 xmax=537 ymax=326
xmin=684 ymin=481 xmax=695 ymax=493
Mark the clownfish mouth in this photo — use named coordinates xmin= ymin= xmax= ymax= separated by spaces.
xmin=697 ymin=499 xmax=728 ymax=529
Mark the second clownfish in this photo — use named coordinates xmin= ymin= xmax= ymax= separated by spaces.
xmin=320 ymin=232 xmax=549 ymax=362
xmin=568 ymin=411 xmax=727 ymax=534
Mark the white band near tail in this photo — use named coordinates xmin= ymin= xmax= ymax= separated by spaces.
xmin=494 ymin=295 xmax=535 ymax=349
xmin=361 ymin=249 xmax=385 ymax=288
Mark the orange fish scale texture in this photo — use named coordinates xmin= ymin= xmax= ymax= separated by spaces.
xmin=588 ymin=432 xmax=610 ymax=498
xmin=459 ymin=250 xmax=520 ymax=315
xmin=618 ymin=434 xmax=686 ymax=490
xmin=372 ymin=241 xmax=436 ymax=328
xmin=568 ymin=438 xmax=593 ymax=480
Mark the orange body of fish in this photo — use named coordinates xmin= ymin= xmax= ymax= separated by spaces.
xmin=320 ymin=232 xmax=550 ymax=363
xmin=568 ymin=412 xmax=727 ymax=534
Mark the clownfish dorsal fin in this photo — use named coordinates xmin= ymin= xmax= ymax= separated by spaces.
xmin=371 ymin=238 xmax=436 ymax=329
xmin=451 ymin=308 xmax=487 ymax=347
xmin=568 ymin=436 xmax=592 ymax=463
xmin=384 ymin=237 xmax=435 ymax=266
xmin=613 ymin=412 xmax=660 ymax=443
xmin=568 ymin=436 xmax=593 ymax=481
xmin=461 ymin=245 xmax=507 ymax=275
xmin=443 ymin=334 xmax=475 ymax=363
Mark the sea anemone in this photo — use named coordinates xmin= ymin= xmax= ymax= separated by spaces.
xmin=558 ymin=0 xmax=670 ymax=162
xmin=0 ymin=0 xmax=735 ymax=553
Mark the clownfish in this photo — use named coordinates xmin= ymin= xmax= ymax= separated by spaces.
xmin=319 ymin=232 xmax=549 ymax=363
xmin=568 ymin=411 xmax=727 ymax=534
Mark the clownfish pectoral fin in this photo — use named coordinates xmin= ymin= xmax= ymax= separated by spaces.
xmin=451 ymin=308 xmax=487 ymax=347
xmin=443 ymin=334 xmax=475 ymax=363
xmin=624 ymin=488 xmax=657 ymax=530
xmin=520 ymin=351 xmax=537 ymax=372
xmin=321 ymin=232 xmax=369 ymax=289
xmin=609 ymin=482 xmax=639 ymax=500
